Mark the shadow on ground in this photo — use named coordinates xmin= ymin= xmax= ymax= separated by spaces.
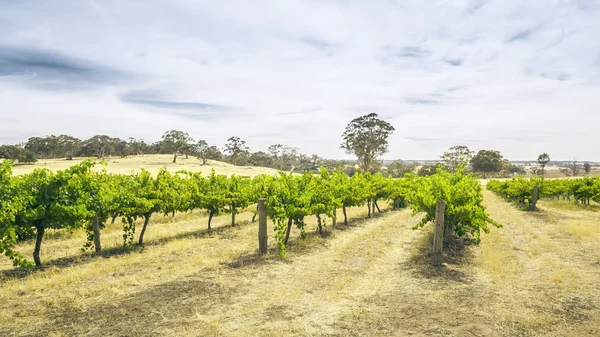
xmin=406 ymin=229 xmax=474 ymax=283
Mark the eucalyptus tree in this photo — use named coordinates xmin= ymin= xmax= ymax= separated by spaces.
xmin=224 ymin=136 xmax=250 ymax=166
xmin=471 ymin=150 xmax=503 ymax=178
xmin=441 ymin=146 xmax=474 ymax=172
xmin=340 ymin=113 xmax=395 ymax=173
xmin=537 ymin=153 xmax=550 ymax=176
xmin=162 ymin=130 xmax=194 ymax=163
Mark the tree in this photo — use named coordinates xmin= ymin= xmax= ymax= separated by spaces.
xmin=340 ymin=113 xmax=395 ymax=172
xmin=56 ymin=135 xmax=82 ymax=159
xmin=24 ymin=137 xmax=52 ymax=158
xmin=83 ymin=135 xmax=115 ymax=159
xmin=268 ymin=144 xmax=284 ymax=169
xmin=537 ymin=153 xmax=550 ymax=176
xmin=417 ymin=164 xmax=438 ymax=176
xmin=248 ymin=151 xmax=273 ymax=167
xmin=440 ymin=146 xmax=474 ymax=172
xmin=161 ymin=130 xmax=194 ymax=163
xmin=583 ymin=162 xmax=591 ymax=175
xmin=194 ymin=140 xmax=210 ymax=165
xmin=224 ymin=136 xmax=250 ymax=166
xmin=387 ymin=160 xmax=416 ymax=178
xmin=0 ymin=145 xmax=25 ymax=161
xmin=570 ymin=159 xmax=579 ymax=177
xmin=204 ymin=146 xmax=223 ymax=162
xmin=470 ymin=150 xmax=503 ymax=178
xmin=505 ymin=163 xmax=526 ymax=176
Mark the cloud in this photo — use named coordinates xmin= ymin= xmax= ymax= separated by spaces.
xmin=464 ymin=0 xmax=489 ymax=15
xmin=507 ymin=25 xmax=544 ymax=43
xmin=443 ymin=58 xmax=463 ymax=66
xmin=405 ymin=137 xmax=439 ymax=142
xmin=120 ymin=90 xmax=238 ymax=120
xmin=0 ymin=45 xmax=131 ymax=89
xmin=540 ymin=72 xmax=571 ymax=81
xmin=0 ymin=1 xmax=599 ymax=160
xmin=276 ymin=107 xmax=322 ymax=116
xmin=385 ymin=46 xmax=431 ymax=59
xmin=404 ymin=97 xmax=441 ymax=105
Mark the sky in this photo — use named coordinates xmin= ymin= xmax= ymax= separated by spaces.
xmin=0 ymin=0 xmax=599 ymax=161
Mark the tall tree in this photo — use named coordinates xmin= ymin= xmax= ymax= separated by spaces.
xmin=194 ymin=140 xmax=210 ymax=165
xmin=537 ymin=153 xmax=550 ymax=176
xmin=387 ymin=160 xmax=416 ymax=178
xmin=161 ymin=130 xmax=194 ymax=163
xmin=570 ymin=159 xmax=579 ymax=177
xmin=470 ymin=150 xmax=503 ymax=178
xmin=56 ymin=135 xmax=82 ymax=159
xmin=224 ymin=136 xmax=250 ymax=166
xmin=83 ymin=135 xmax=115 ymax=158
xmin=340 ymin=113 xmax=395 ymax=172
xmin=583 ymin=162 xmax=592 ymax=175
xmin=440 ymin=146 xmax=474 ymax=172
xmin=248 ymin=151 xmax=273 ymax=167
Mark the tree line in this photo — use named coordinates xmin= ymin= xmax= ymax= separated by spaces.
xmin=0 ymin=132 xmax=345 ymax=173
xmin=1 ymin=113 xmax=593 ymax=178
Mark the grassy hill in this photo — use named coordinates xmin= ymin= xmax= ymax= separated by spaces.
xmin=10 ymin=154 xmax=281 ymax=176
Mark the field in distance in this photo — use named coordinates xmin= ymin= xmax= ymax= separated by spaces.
xmin=10 ymin=154 xmax=281 ymax=176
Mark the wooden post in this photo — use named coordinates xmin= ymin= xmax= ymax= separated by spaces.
xmin=258 ymin=198 xmax=267 ymax=254
xmin=531 ymin=185 xmax=539 ymax=211
xmin=92 ymin=216 xmax=102 ymax=253
xmin=432 ymin=200 xmax=445 ymax=267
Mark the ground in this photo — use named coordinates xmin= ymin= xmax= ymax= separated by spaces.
xmin=1 ymin=167 xmax=599 ymax=336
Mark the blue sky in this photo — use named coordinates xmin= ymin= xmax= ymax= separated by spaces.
xmin=0 ymin=0 xmax=599 ymax=160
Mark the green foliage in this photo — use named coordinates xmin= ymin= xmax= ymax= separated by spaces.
xmin=386 ymin=160 xmax=416 ymax=178
xmin=224 ymin=137 xmax=250 ymax=166
xmin=470 ymin=150 xmax=503 ymax=178
xmin=417 ymin=164 xmax=439 ymax=177
xmin=202 ymin=170 xmax=231 ymax=228
xmin=0 ymin=160 xmax=504 ymax=268
xmin=405 ymin=167 xmax=501 ymax=243
xmin=340 ymin=113 xmax=395 ymax=172
xmin=487 ymin=177 xmax=600 ymax=208
xmin=162 ymin=130 xmax=195 ymax=163
xmin=440 ymin=145 xmax=474 ymax=172
xmin=0 ymin=160 xmax=32 ymax=267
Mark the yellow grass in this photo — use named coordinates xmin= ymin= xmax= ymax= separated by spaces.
xmin=10 ymin=154 xmax=281 ymax=176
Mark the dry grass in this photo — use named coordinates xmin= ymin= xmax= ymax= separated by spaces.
xmin=1 ymin=181 xmax=600 ymax=336
xmin=523 ymin=167 xmax=600 ymax=178
xmin=10 ymin=154 xmax=281 ymax=176
xmin=473 ymin=189 xmax=600 ymax=336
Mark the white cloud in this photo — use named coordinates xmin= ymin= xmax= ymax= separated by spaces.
xmin=0 ymin=0 xmax=599 ymax=160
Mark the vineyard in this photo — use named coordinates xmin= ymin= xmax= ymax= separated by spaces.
xmin=487 ymin=176 xmax=600 ymax=209
xmin=0 ymin=160 xmax=499 ymax=268
xmin=2 ymin=160 xmax=600 ymax=336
